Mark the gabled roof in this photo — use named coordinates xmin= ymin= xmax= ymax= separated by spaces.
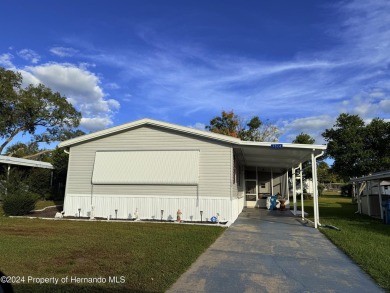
xmin=58 ymin=118 xmax=326 ymax=170
xmin=0 ymin=155 xmax=54 ymax=169
xmin=58 ymin=118 xmax=241 ymax=148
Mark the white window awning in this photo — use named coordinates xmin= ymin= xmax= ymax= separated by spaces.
xmin=92 ymin=150 xmax=199 ymax=185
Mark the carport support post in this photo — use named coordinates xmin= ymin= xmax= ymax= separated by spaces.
xmin=292 ymin=167 xmax=297 ymax=215
xmin=366 ymin=181 xmax=371 ymax=216
xmin=311 ymin=153 xmax=318 ymax=228
xmin=299 ymin=163 xmax=304 ymax=220
xmin=378 ymin=180 xmax=383 ymax=220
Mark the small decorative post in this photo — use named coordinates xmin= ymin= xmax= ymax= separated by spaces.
xmin=200 ymin=210 xmax=203 ymax=223
xmin=115 ymin=209 xmax=118 ymax=219
xmin=78 ymin=208 xmax=81 ymax=218
xmin=161 ymin=210 xmax=164 ymax=222
xmin=90 ymin=206 xmax=95 ymax=220
xmin=134 ymin=208 xmax=139 ymax=220
xmin=177 ymin=209 xmax=182 ymax=222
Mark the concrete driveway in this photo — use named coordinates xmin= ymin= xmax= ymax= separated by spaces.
xmin=167 ymin=208 xmax=384 ymax=293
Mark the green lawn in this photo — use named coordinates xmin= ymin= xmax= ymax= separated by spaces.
xmin=298 ymin=192 xmax=390 ymax=291
xmin=0 ymin=216 xmax=225 ymax=292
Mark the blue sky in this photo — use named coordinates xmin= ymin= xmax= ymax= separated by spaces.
xmin=1 ymin=0 xmax=390 ymax=145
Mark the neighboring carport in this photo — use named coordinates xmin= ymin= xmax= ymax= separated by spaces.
xmin=351 ymin=170 xmax=390 ymax=220
xmin=235 ymin=141 xmax=326 ymax=228
xmin=0 ymin=155 xmax=54 ymax=197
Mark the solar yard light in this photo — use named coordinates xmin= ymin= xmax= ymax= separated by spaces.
xmin=115 ymin=209 xmax=118 ymax=219
xmin=161 ymin=210 xmax=164 ymax=222
xmin=200 ymin=211 xmax=203 ymax=223
xmin=78 ymin=208 xmax=81 ymax=218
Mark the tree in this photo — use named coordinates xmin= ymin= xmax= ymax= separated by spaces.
xmin=322 ymin=113 xmax=390 ymax=180
xmin=5 ymin=141 xmax=40 ymax=157
xmin=293 ymin=132 xmax=315 ymax=144
xmin=0 ymin=67 xmax=81 ymax=154
xmin=206 ymin=110 xmax=280 ymax=142
xmin=206 ymin=110 xmax=239 ymax=137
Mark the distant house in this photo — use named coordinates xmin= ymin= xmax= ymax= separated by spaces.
xmin=58 ymin=118 xmax=326 ymax=225
xmin=351 ymin=171 xmax=390 ymax=219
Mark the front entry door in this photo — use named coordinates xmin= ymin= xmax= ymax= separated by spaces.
xmin=245 ymin=179 xmax=257 ymax=207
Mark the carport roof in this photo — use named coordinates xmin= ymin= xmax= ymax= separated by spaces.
xmin=350 ymin=170 xmax=390 ymax=182
xmin=237 ymin=142 xmax=325 ymax=171
xmin=0 ymin=155 xmax=54 ymax=169
xmin=58 ymin=118 xmax=326 ymax=169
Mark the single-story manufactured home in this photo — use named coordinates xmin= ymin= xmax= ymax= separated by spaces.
xmin=351 ymin=170 xmax=390 ymax=220
xmin=58 ymin=118 xmax=326 ymax=226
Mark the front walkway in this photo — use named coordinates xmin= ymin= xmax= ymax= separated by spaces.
xmin=167 ymin=208 xmax=383 ymax=293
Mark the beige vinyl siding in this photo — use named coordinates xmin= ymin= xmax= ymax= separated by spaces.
xmin=66 ymin=125 xmax=231 ymax=198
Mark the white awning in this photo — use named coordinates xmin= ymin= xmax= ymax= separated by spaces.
xmin=92 ymin=150 xmax=199 ymax=185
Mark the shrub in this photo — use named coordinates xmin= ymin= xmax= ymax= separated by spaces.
xmin=2 ymin=191 xmax=39 ymax=216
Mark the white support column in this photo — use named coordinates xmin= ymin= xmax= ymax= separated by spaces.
xmin=299 ymin=163 xmax=304 ymax=220
xmin=378 ymin=180 xmax=383 ymax=220
xmin=292 ymin=167 xmax=297 ymax=215
xmin=366 ymin=181 xmax=371 ymax=216
xmin=286 ymin=170 xmax=289 ymax=198
xmin=255 ymin=167 xmax=258 ymax=207
xmin=5 ymin=164 xmax=10 ymax=196
xmin=270 ymin=169 xmax=274 ymax=196
xmin=311 ymin=153 xmax=318 ymax=228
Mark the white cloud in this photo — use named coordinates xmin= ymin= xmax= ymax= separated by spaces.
xmin=17 ymin=49 xmax=40 ymax=64
xmin=0 ymin=53 xmax=14 ymax=68
xmin=188 ymin=122 xmax=206 ymax=131
xmin=21 ymin=63 xmax=120 ymax=131
xmin=80 ymin=117 xmax=114 ymax=132
xmin=50 ymin=47 xmax=78 ymax=57
xmin=105 ymin=82 xmax=120 ymax=89
xmin=282 ymin=115 xmax=334 ymax=143
xmin=379 ymin=99 xmax=390 ymax=113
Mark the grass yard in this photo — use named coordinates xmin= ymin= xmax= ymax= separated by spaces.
xmin=0 ymin=216 xmax=225 ymax=292
xmin=298 ymin=192 xmax=390 ymax=291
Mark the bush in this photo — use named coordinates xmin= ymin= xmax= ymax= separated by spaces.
xmin=2 ymin=191 xmax=38 ymax=216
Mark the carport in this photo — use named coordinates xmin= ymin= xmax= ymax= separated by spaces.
xmin=235 ymin=141 xmax=326 ymax=228
xmin=0 ymin=155 xmax=54 ymax=197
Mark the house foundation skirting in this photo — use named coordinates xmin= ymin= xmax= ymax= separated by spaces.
xmin=64 ymin=194 xmax=241 ymax=223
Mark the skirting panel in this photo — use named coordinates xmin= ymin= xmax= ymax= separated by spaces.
xmin=64 ymin=194 xmax=240 ymax=223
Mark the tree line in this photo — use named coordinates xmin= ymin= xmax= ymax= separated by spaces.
xmin=1 ymin=67 xmax=389 ymax=188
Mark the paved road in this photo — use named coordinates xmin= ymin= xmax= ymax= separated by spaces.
xmin=167 ymin=208 xmax=384 ymax=293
